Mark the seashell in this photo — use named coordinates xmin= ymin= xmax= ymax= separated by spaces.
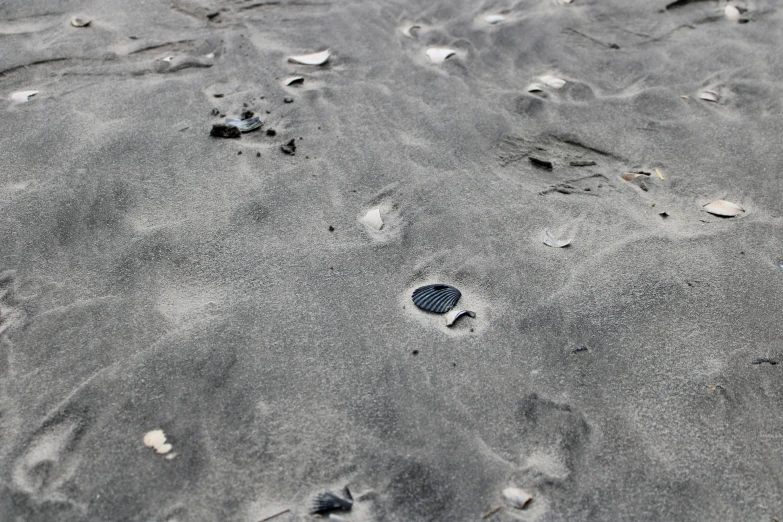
xmin=426 ymin=47 xmax=456 ymax=64
xmin=503 ymin=487 xmax=532 ymax=509
xmin=698 ymin=90 xmax=719 ymax=103
xmin=143 ymin=429 xmax=172 ymax=454
xmin=484 ymin=14 xmax=507 ymax=24
xmin=163 ymin=56 xmax=174 ymax=63
xmin=540 ymin=74 xmax=566 ymax=88
xmin=558 ymin=0 xmax=574 ymax=4
xmin=284 ymin=76 xmax=305 ymax=86
xmin=288 ymin=49 xmax=330 ymax=65
xmin=402 ymin=24 xmax=421 ymax=38
xmin=655 ymin=168 xmax=665 ymax=180
xmin=412 ymin=284 xmax=462 ymax=313
xmin=70 ymin=16 xmax=91 ymax=27
xmin=777 ymin=262 xmax=783 ymax=271
xmin=11 ymin=90 xmax=38 ymax=103
xmin=543 ymin=230 xmax=571 ymax=248
xmin=445 ymin=309 xmax=475 ymax=327
xmin=703 ymin=199 xmax=744 ymax=217
xmin=361 ymin=208 xmax=383 ymax=231
xmin=225 ymin=114 xmax=262 ymax=133
xmin=620 ymin=172 xmax=649 ymax=181
xmin=724 ymin=5 xmax=743 ymax=20
xmin=311 ymin=487 xmax=353 ymax=515
xmin=526 ymin=83 xmax=545 ymax=93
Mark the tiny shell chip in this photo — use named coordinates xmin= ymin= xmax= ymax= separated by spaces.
xmin=502 ymin=487 xmax=532 ymax=509
xmin=402 ymin=24 xmax=421 ymax=38
xmin=540 ymin=74 xmax=566 ymax=88
xmin=725 ymin=5 xmax=742 ymax=20
xmin=543 ymin=230 xmax=571 ymax=248
xmin=71 ymin=16 xmax=91 ymax=27
xmin=412 ymin=284 xmax=462 ymax=313
xmin=703 ymin=200 xmax=745 ymax=217
xmin=426 ymin=47 xmax=456 ymax=64
xmin=225 ymin=115 xmax=261 ymax=132
xmin=288 ymin=49 xmax=330 ymax=65
xmin=484 ymin=14 xmax=507 ymax=24
xmin=11 ymin=91 xmax=38 ymax=103
xmin=284 ymin=76 xmax=305 ymax=86
xmin=620 ymin=172 xmax=647 ymax=181
xmin=558 ymin=0 xmax=574 ymax=4
xmin=143 ymin=429 xmax=172 ymax=454
xmin=361 ymin=208 xmax=383 ymax=231
xmin=526 ymin=83 xmax=545 ymax=93
xmin=698 ymin=90 xmax=719 ymax=102
xmin=445 ymin=309 xmax=476 ymax=327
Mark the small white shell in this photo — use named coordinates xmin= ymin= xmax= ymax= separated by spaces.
xmin=143 ymin=429 xmax=173 ymax=454
xmin=426 ymin=47 xmax=456 ymax=64
xmin=361 ymin=208 xmax=383 ymax=231
xmin=484 ymin=14 xmax=507 ymax=24
xmin=725 ymin=5 xmax=742 ymax=20
xmin=288 ymin=49 xmax=330 ymax=65
xmin=540 ymin=74 xmax=566 ymax=89
xmin=284 ymin=76 xmax=305 ymax=86
xmin=698 ymin=90 xmax=719 ymax=102
xmin=11 ymin=90 xmax=38 ymax=103
xmin=526 ymin=83 xmax=545 ymax=93
xmin=620 ymin=172 xmax=648 ymax=181
xmin=502 ymin=487 xmax=532 ymax=509
xmin=70 ymin=16 xmax=91 ymax=27
xmin=163 ymin=56 xmax=174 ymax=63
xmin=703 ymin=200 xmax=744 ymax=217
xmin=558 ymin=0 xmax=574 ymax=4
xmin=543 ymin=230 xmax=571 ymax=248
xmin=402 ymin=24 xmax=421 ymax=38
xmin=445 ymin=309 xmax=475 ymax=327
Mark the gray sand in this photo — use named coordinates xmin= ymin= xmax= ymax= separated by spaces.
xmin=2 ymin=0 xmax=783 ymax=520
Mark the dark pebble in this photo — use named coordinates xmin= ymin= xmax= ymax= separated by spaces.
xmin=238 ymin=151 xmax=242 ymax=155
xmin=256 ymin=152 xmax=261 ymax=157
xmin=266 ymin=129 xmax=276 ymax=136
xmin=211 ymin=108 xmax=219 ymax=116
xmin=281 ymin=138 xmax=296 ymax=155
xmin=210 ymin=124 xmax=241 ymax=138
xmin=213 ymin=93 xmax=224 ymax=98
xmin=328 ymin=225 xmax=335 ymax=232
xmin=241 ymin=110 xmax=254 ymax=119
xmin=529 ymin=156 xmax=554 ymax=169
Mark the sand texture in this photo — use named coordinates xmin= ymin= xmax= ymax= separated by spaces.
xmin=1 ymin=0 xmax=782 ymax=520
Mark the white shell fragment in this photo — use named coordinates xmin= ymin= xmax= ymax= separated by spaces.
xmin=526 ymin=83 xmax=545 ymax=93
xmin=426 ymin=47 xmax=456 ymax=64
xmin=402 ymin=24 xmax=421 ymax=38
xmin=484 ymin=14 xmax=507 ymax=24
xmin=288 ymin=49 xmax=330 ymax=66
xmin=703 ymin=200 xmax=745 ymax=217
xmin=558 ymin=0 xmax=574 ymax=4
xmin=284 ymin=76 xmax=305 ymax=86
xmin=11 ymin=91 xmax=38 ymax=103
xmin=143 ymin=429 xmax=173 ymax=455
xmin=361 ymin=208 xmax=383 ymax=231
xmin=503 ymin=487 xmax=532 ymax=509
xmin=543 ymin=230 xmax=571 ymax=248
xmin=698 ymin=90 xmax=719 ymax=103
xmin=163 ymin=56 xmax=174 ymax=63
xmin=445 ymin=309 xmax=476 ymax=327
xmin=540 ymin=74 xmax=566 ymax=89
xmin=70 ymin=16 xmax=91 ymax=27
xmin=725 ymin=5 xmax=742 ymax=20
xmin=620 ymin=172 xmax=649 ymax=181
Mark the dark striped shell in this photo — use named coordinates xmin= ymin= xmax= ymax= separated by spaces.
xmin=412 ymin=284 xmax=461 ymax=313
xmin=311 ymin=488 xmax=353 ymax=515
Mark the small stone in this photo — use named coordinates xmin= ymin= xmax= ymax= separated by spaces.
xmin=210 ymin=124 xmax=241 ymax=138
xmin=266 ymin=129 xmax=277 ymax=136
xmin=256 ymin=152 xmax=261 ymax=157
xmin=328 ymin=225 xmax=335 ymax=232
xmin=281 ymin=138 xmax=296 ymax=155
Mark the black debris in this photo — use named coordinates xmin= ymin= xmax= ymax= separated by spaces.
xmin=281 ymin=138 xmax=296 ymax=155
xmin=256 ymin=152 xmax=261 ymax=157
xmin=241 ymin=110 xmax=254 ymax=120
xmin=752 ymin=357 xmax=778 ymax=365
xmin=328 ymin=225 xmax=335 ymax=232
xmin=570 ymin=160 xmax=597 ymax=167
xmin=284 ymin=97 xmax=294 ymax=103
xmin=529 ymin=156 xmax=553 ymax=169
xmin=659 ymin=212 xmax=669 ymax=218
xmin=210 ymin=108 xmax=219 ymax=116
xmin=207 ymin=11 xmax=220 ymax=19
xmin=210 ymin=124 xmax=241 ymax=138
xmin=213 ymin=93 xmax=224 ymax=98
xmin=571 ymin=345 xmax=589 ymax=353
xmin=266 ymin=129 xmax=277 ymax=136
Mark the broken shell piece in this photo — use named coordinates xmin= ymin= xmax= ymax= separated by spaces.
xmin=143 ymin=429 xmax=172 ymax=454
xmin=361 ymin=208 xmax=383 ymax=231
xmin=484 ymin=14 xmax=507 ymax=24
xmin=284 ymin=76 xmax=305 ymax=86
xmin=655 ymin=168 xmax=665 ymax=180
xmin=163 ymin=56 xmax=174 ymax=63
xmin=503 ymin=487 xmax=532 ymax=510
xmin=725 ymin=5 xmax=744 ymax=20
xmin=412 ymin=284 xmax=462 ymax=313
xmin=543 ymin=230 xmax=571 ymax=248
xmin=445 ymin=309 xmax=476 ymax=327
xmin=225 ymin=114 xmax=261 ymax=133
xmin=426 ymin=47 xmax=456 ymax=64
xmin=70 ymin=16 xmax=91 ymax=27
xmin=558 ymin=0 xmax=574 ymax=4
xmin=11 ymin=91 xmax=38 ymax=103
xmin=698 ymin=90 xmax=719 ymax=103
xmin=526 ymin=83 xmax=545 ymax=93
xmin=540 ymin=74 xmax=566 ymax=89
xmin=402 ymin=24 xmax=421 ymax=38
xmin=703 ymin=200 xmax=745 ymax=217
xmin=311 ymin=488 xmax=353 ymax=515
xmin=288 ymin=49 xmax=330 ymax=65
xmin=620 ymin=172 xmax=649 ymax=181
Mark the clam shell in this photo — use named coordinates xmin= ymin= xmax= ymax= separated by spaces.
xmin=70 ymin=16 xmax=91 ymax=27
xmin=502 ymin=487 xmax=532 ymax=509
xmin=445 ymin=309 xmax=475 ymax=327
xmin=11 ymin=90 xmax=38 ymax=103
xmin=284 ymin=76 xmax=305 ymax=86
xmin=402 ymin=24 xmax=421 ymax=38
xmin=425 ymin=47 xmax=456 ymax=64
xmin=698 ymin=90 xmax=719 ymax=102
xmin=225 ymin=115 xmax=261 ymax=133
xmin=725 ymin=5 xmax=742 ymax=20
xmin=412 ymin=284 xmax=462 ymax=313
xmin=526 ymin=83 xmax=545 ymax=93
xmin=543 ymin=230 xmax=571 ymax=248
xmin=703 ymin=200 xmax=744 ymax=217
xmin=484 ymin=14 xmax=507 ymax=24
xmin=311 ymin=488 xmax=353 ymax=515
xmin=288 ymin=49 xmax=330 ymax=65
xmin=620 ymin=172 xmax=648 ymax=181
xmin=143 ymin=429 xmax=172 ymax=454
xmin=540 ymin=74 xmax=566 ymax=88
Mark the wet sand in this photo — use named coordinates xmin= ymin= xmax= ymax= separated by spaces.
xmin=1 ymin=0 xmax=782 ymax=520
